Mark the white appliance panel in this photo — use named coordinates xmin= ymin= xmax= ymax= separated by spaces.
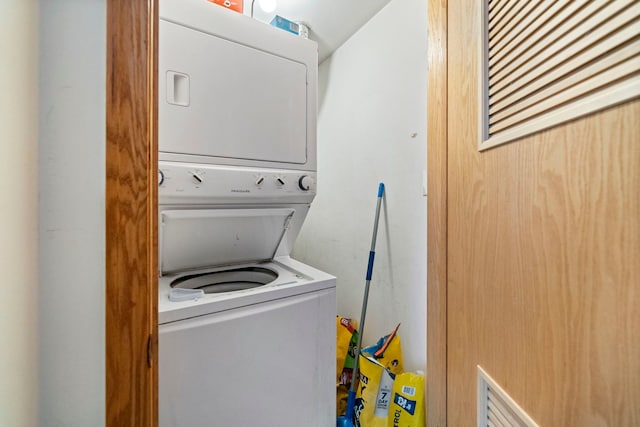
xmin=158 ymin=162 xmax=317 ymax=206
xmin=160 ymin=208 xmax=295 ymax=273
xmin=159 ymin=19 xmax=308 ymax=165
xmin=159 ymin=287 xmax=336 ymax=427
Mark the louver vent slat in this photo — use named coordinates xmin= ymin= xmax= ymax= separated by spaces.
xmin=489 ymin=38 xmax=640 ymax=120
xmin=480 ymin=0 xmax=640 ymax=150
xmin=489 ymin=1 xmax=541 ymax=54
xmin=477 ymin=366 xmax=539 ymax=427
xmin=488 ymin=400 xmax=511 ymax=426
xmin=488 ymin=1 xmax=529 ymax=46
xmin=488 ymin=0 xmax=506 ymax=16
xmin=489 ymin=1 xmax=638 ymax=102
xmin=488 ymin=1 xmax=567 ymax=67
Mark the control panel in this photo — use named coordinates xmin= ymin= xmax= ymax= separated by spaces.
xmin=158 ymin=161 xmax=316 ymax=205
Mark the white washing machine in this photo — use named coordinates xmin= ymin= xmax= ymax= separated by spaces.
xmin=158 ymin=162 xmax=336 ymax=427
xmin=158 ymin=1 xmax=335 ymax=426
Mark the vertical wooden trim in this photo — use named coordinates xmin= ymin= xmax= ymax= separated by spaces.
xmin=427 ymin=0 xmax=448 ymax=426
xmin=106 ymin=0 xmax=158 ymax=426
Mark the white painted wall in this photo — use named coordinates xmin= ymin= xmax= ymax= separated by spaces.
xmin=0 ymin=2 xmax=39 ymax=426
xmin=293 ymin=0 xmax=427 ymax=371
xmin=38 ymin=1 xmax=106 ymax=425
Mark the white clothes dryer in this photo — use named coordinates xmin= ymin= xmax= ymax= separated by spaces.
xmin=158 ymin=0 xmax=317 ymax=172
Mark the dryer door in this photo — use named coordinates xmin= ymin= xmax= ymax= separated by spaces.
xmin=159 ymin=19 xmax=308 ymax=165
xmin=160 ymin=208 xmax=294 ymax=274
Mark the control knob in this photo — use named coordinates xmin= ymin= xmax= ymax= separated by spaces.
xmin=191 ymin=172 xmax=203 ymax=184
xmin=298 ymin=175 xmax=314 ymax=191
xmin=158 ymin=170 xmax=165 ymax=186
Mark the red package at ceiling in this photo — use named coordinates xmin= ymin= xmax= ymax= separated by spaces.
xmin=208 ymin=0 xmax=243 ymax=14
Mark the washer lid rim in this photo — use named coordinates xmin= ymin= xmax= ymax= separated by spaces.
xmin=170 ymin=266 xmax=279 ymax=294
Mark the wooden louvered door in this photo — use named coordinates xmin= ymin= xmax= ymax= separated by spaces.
xmin=430 ymin=0 xmax=640 ymax=425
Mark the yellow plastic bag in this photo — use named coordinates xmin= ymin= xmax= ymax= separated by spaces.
xmin=387 ymin=372 xmax=425 ymax=427
xmin=366 ymin=323 xmax=403 ymax=376
xmin=355 ymin=354 xmax=394 ymax=427
xmin=355 ymin=325 xmax=404 ymax=426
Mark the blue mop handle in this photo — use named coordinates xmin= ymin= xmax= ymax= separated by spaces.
xmin=366 ymin=183 xmax=385 ymax=280
xmin=347 ymin=182 xmax=385 ymax=400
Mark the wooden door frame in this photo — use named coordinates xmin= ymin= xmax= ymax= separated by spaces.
xmin=427 ymin=0 xmax=448 ymax=426
xmin=106 ymin=1 xmax=158 ymax=426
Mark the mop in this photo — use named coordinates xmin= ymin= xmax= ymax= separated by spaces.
xmin=337 ymin=182 xmax=385 ymax=427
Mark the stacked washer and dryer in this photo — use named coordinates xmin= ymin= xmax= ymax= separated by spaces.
xmin=157 ymin=1 xmax=336 ymax=426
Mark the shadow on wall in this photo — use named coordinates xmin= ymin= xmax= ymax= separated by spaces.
xmin=382 ymin=193 xmax=394 ymax=280
xmin=317 ymin=55 xmax=331 ymax=115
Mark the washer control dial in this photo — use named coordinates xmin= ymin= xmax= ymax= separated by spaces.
xmin=298 ymin=175 xmax=313 ymax=191
xmin=158 ymin=170 xmax=165 ymax=186
xmin=255 ymin=176 xmax=265 ymax=186
xmin=191 ymin=172 xmax=203 ymax=184
xmin=275 ymin=176 xmax=285 ymax=186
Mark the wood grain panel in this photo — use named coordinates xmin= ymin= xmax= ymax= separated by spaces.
xmin=427 ymin=0 xmax=448 ymax=426
xmin=106 ymin=1 xmax=158 ymax=426
xmin=448 ymin=0 xmax=640 ymax=426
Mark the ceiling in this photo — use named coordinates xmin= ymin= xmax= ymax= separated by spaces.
xmin=242 ymin=0 xmax=392 ymax=62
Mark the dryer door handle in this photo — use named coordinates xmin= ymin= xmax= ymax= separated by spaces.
xmin=166 ymin=71 xmax=190 ymax=106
